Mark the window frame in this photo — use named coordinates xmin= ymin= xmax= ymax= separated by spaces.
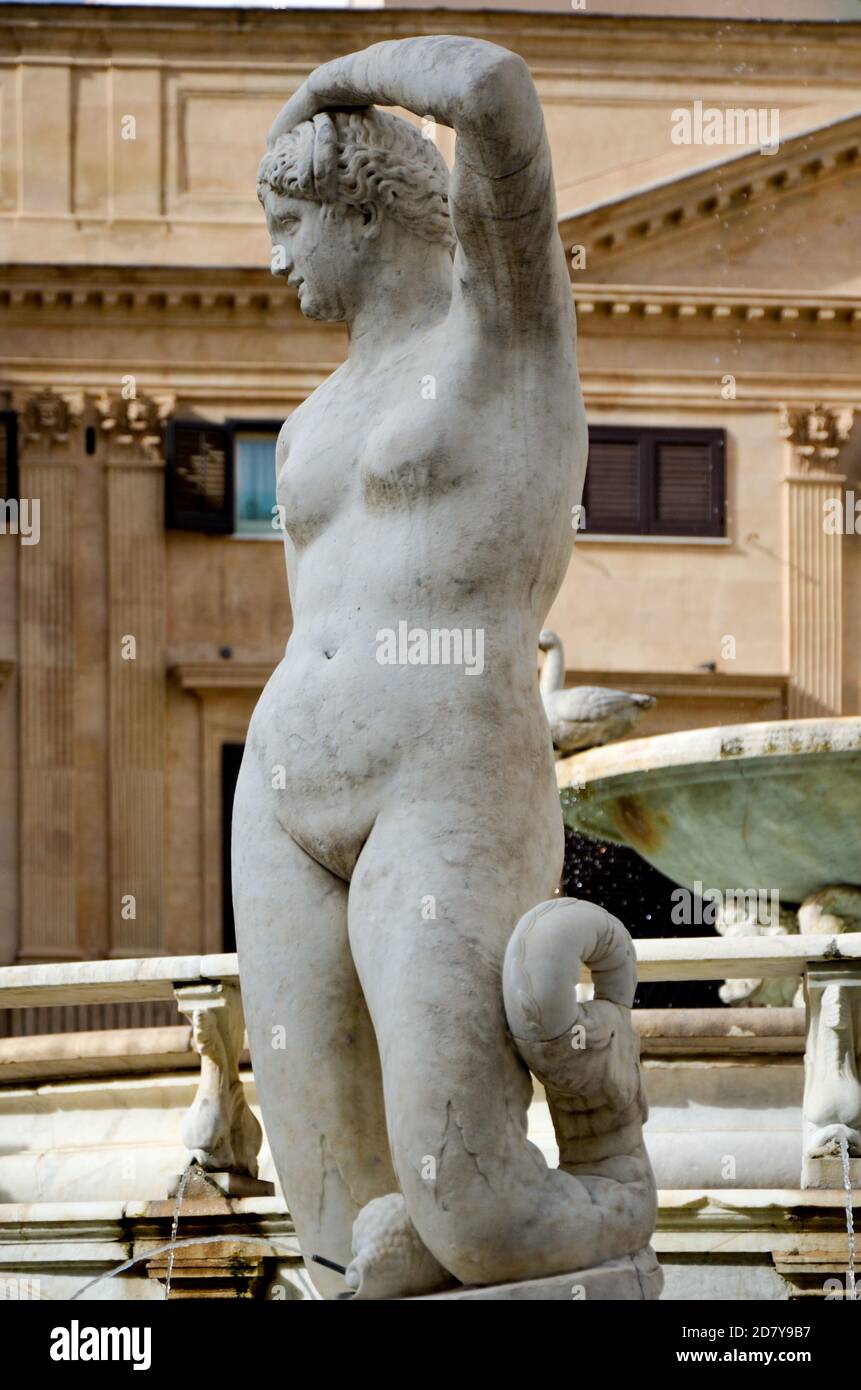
xmin=165 ymin=417 xmax=285 ymax=536
xmin=227 ymin=417 xmax=283 ymax=539
xmin=0 ymin=410 xmax=19 ymax=505
xmin=584 ymin=425 xmax=726 ymax=539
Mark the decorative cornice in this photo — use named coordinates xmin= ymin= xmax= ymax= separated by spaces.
xmin=560 ymin=112 xmax=861 ymax=272
xmin=2 ymin=267 xmax=859 ymax=340
xmin=170 ymin=661 xmax=277 ymax=695
xmin=0 ymin=267 xmax=300 ymax=322
xmin=564 ymin=669 xmax=787 ymax=706
xmin=2 ymin=7 xmax=859 ymax=79
xmin=574 ymin=285 xmax=861 ymax=333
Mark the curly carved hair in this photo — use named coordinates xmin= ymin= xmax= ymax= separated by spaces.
xmin=257 ymin=107 xmax=454 ymax=250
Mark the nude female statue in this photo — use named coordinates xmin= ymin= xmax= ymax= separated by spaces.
xmin=234 ymin=35 xmax=659 ymax=1299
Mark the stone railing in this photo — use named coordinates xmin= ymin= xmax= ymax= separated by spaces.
xmin=0 ymin=954 xmax=272 ymax=1199
xmin=2 ymin=934 xmax=860 ymax=1192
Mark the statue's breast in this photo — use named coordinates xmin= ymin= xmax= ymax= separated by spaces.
xmin=275 ymin=429 xmax=348 ymax=546
xmin=357 ymin=408 xmax=467 ymax=513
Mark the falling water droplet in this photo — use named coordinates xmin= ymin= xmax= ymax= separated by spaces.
xmin=165 ymin=1158 xmax=195 ymax=1300
xmin=839 ymin=1135 xmax=856 ymax=1300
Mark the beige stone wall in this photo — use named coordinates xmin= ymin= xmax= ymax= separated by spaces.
xmin=0 ymin=5 xmax=857 ymax=969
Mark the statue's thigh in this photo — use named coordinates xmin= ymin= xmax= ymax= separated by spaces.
xmin=346 ymin=802 xmax=542 ymax=1165
xmin=232 ymin=770 xmax=395 ymax=1293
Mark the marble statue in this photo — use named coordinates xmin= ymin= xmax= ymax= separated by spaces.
xmin=539 ymin=629 xmax=655 ymax=756
xmin=233 ymin=35 xmax=660 ymax=1299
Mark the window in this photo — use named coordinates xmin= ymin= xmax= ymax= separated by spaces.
xmin=0 ymin=412 xmax=17 ymax=503
xmin=235 ymin=431 xmax=279 ymax=536
xmin=583 ymin=426 xmax=725 ymax=537
xmin=166 ymin=419 xmax=281 ymax=536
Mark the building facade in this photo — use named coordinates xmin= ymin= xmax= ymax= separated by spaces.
xmin=0 ymin=5 xmax=858 ymax=1002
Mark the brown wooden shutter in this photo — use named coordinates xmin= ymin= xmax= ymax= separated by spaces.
xmin=0 ymin=412 xmax=18 ymax=503
xmin=166 ymin=421 xmax=233 ymax=533
xmin=584 ymin=425 xmax=725 ymax=537
xmin=653 ymin=435 xmax=724 ymax=536
xmin=584 ymin=434 xmax=643 ymax=534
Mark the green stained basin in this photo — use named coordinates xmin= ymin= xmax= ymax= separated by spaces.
xmin=557 ymin=717 xmax=861 ymax=905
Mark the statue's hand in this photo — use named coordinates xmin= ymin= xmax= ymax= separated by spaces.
xmin=268 ymin=57 xmax=368 ymax=147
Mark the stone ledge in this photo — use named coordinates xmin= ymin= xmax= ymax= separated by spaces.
xmin=408 ymin=1245 xmax=663 ymax=1301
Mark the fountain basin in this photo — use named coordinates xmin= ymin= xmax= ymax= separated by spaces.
xmin=557 ymin=717 xmax=861 ymax=904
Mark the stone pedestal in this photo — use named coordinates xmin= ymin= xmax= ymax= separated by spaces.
xmin=407 ymin=1245 xmax=663 ymax=1301
xmin=801 ymin=1152 xmax=861 ymax=1191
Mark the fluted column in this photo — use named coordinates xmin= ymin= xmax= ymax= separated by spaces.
xmin=16 ymin=390 xmax=84 ymax=960
xmin=780 ymin=405 xmax=853 ymax=719
xmin=98 ymin=393 xmax=172 ymax=957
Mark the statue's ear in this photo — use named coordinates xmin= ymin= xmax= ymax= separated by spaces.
xmin=359 ymin=202 xmax=382 ymax=240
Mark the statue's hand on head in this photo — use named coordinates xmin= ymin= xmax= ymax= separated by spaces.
xmin=267 ymin=37 xmax=544 ymax=161
xmin=268 ymin=58 xmax=367 ymax=146
xmin=260 ymin=37 xmax=574 ymax=344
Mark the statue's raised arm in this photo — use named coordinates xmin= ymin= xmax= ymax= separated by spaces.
xmin=268 ymin=36 xmax=564 ymax=330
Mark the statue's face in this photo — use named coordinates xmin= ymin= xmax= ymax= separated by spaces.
xmin=263 ymin=189 xmax=364 ymax=322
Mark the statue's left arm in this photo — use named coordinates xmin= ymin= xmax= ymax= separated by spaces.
xmin=269 ymin=36 xmax=568 ymax=331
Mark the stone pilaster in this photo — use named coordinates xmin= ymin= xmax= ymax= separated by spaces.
xmin=780 ymin=405 xmax=854 ymax=719
xmin=16 ymin=390 xmax=84 ymax=961
xmin=97 ymin=393 xmax=172 ymax=957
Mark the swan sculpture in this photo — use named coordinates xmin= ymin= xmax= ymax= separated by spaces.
xmin=539 ymin=629 xmax=655 ymax=756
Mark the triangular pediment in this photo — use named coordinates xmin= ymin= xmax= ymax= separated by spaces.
xmin=559 ymin=112 xmax=861 ymax=295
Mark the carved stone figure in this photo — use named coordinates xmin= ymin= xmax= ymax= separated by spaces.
xmin=234 ymin=36 xmax=659 ymax=1298
xmin=538 ymin=629 xmax=655 ymax=755
xmin=176 ymin=982 xmax=264 ymax=1181
xmin=803 ymin=974 xmax=861 ymax=1162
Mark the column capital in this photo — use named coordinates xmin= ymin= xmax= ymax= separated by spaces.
xmin=95 ymin=391 xmax=175 ymax=465
xmin=15 ymin=388 xmax=86 ymax=460
xmin=780 ymin=403 xmax=854 ymax=477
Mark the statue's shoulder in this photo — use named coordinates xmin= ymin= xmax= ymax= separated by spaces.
xmin=276 ymin=372 xmax=332 ymax=457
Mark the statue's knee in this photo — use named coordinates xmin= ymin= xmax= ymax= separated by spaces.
xmin=400 ymin=1178 xmax=522 ymax=1286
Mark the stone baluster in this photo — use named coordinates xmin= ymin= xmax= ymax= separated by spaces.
xmin=170 ymin=980 xmax=274 ymax=1197
xmin=801 ymin=962 xmax=861 ymax=1188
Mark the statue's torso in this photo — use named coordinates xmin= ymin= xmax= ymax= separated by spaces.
xmin=246 ymin=308 xmax=586 ymax=876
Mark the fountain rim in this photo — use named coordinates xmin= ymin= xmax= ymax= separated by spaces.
xmin=556 ymin=715 xmax=861 ymax=793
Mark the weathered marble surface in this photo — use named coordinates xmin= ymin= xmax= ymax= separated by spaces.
xmin=234 ymin=34 xmax=658 ymax=1299
xmin=174 ymin=982 xmax=265 ymax=1182
xmin=411 ymin=1245 xmax=663 ymax=1300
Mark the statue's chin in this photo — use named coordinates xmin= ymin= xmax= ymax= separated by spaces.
xmin=297 ymin=286 xmax=342 ymax=323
